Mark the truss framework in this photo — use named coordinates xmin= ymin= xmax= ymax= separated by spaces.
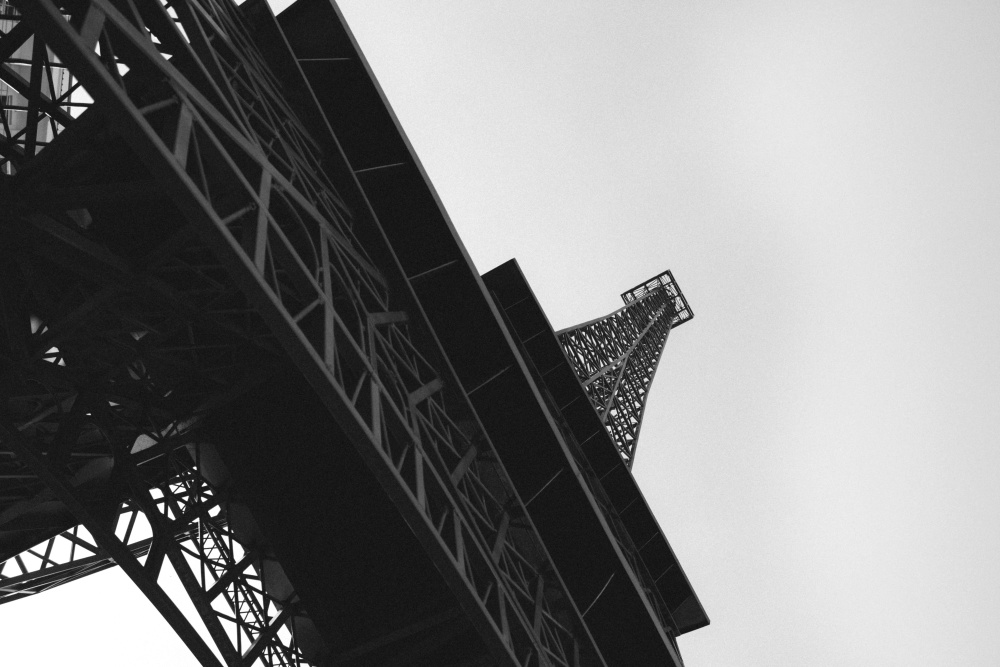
xmin=0 ymin=1 xmax=603 ymax=665
xmin=557 ymin=271 xmax=692 ymax=468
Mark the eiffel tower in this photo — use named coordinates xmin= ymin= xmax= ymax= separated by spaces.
xmin=557 ymin=271 xmax=692 ymax=468
xmin=0 ymin=1 xmax=708 ymax=665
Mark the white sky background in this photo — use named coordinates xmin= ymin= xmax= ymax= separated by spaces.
xmin=3 ymin=1 xmax=999 ymax=665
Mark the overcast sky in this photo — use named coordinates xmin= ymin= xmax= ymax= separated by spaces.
xmin=5 ymin=1 xmax=1000 ymax=665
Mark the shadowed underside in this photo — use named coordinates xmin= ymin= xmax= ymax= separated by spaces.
xmin=0 ymin=1 xmax=704 ymax=665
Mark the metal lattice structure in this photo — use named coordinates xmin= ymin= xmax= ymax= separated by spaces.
xmin=557 ymin=271 xmax=692 ymax=468
xmin=0 ymin=1 xmax=607 ymax=665
xmin=0 ymin=0 xmax=709 ymax=664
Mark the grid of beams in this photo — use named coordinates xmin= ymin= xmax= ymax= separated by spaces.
xmin=557 ymin=272 xmax=691 ymax=468
xmin=0 ymin=2 xmax=603 ymax=665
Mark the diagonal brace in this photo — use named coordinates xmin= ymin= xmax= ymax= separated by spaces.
xmin=1 ymin=421 xmax=225 ymax=667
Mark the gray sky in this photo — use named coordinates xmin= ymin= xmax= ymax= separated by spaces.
xmin=4 ymin=1 xmax=999 ymax=665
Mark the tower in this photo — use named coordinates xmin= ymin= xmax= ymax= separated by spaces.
xmin=0 ymin=1 xmax=708 ymax=665
xmin=558 ymin=271 xmax=693 ymax=468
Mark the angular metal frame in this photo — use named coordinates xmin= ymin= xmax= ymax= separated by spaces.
xmin=0 ymin=2 xmax=605 ymax=665
xmin=557 ymin=271 xmax=692 ymax=467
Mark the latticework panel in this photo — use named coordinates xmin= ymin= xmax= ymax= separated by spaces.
xmin=0 ymin=2 xmax=601 ymax=666
xmin=557 ymin=271 xmax=691 ymax=468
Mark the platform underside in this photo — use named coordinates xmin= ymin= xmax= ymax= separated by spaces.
xmin=0 ymin=1 xmax=704 ymax=665
xmin=0 ymin=95 xmax=490 ymax=667
xmin=205 ymin=372 xmax=493 ymax=665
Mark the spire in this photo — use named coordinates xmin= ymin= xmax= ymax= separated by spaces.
xmin=557 ymin=270 xmax=692 ymax=468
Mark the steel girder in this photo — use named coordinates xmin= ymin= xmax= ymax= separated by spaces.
xmin=0 ymin=1 xmax=603 ymax=666
xmin=557 ymin=272 xmax=692 ymax=468
xmin=1 ymin=203 xmax=315 ymax=665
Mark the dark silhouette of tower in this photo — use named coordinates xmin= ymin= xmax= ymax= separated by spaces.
xmin=558 ymin=271 xmax=693 ymax=468
xmin=0 ymin=1 xmax=707 ymax=665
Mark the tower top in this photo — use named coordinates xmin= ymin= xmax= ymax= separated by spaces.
xmin=621 ymin=269 xmax=694 ymax=328
xmin=557 ymin=268 xmax=693 ymax=467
